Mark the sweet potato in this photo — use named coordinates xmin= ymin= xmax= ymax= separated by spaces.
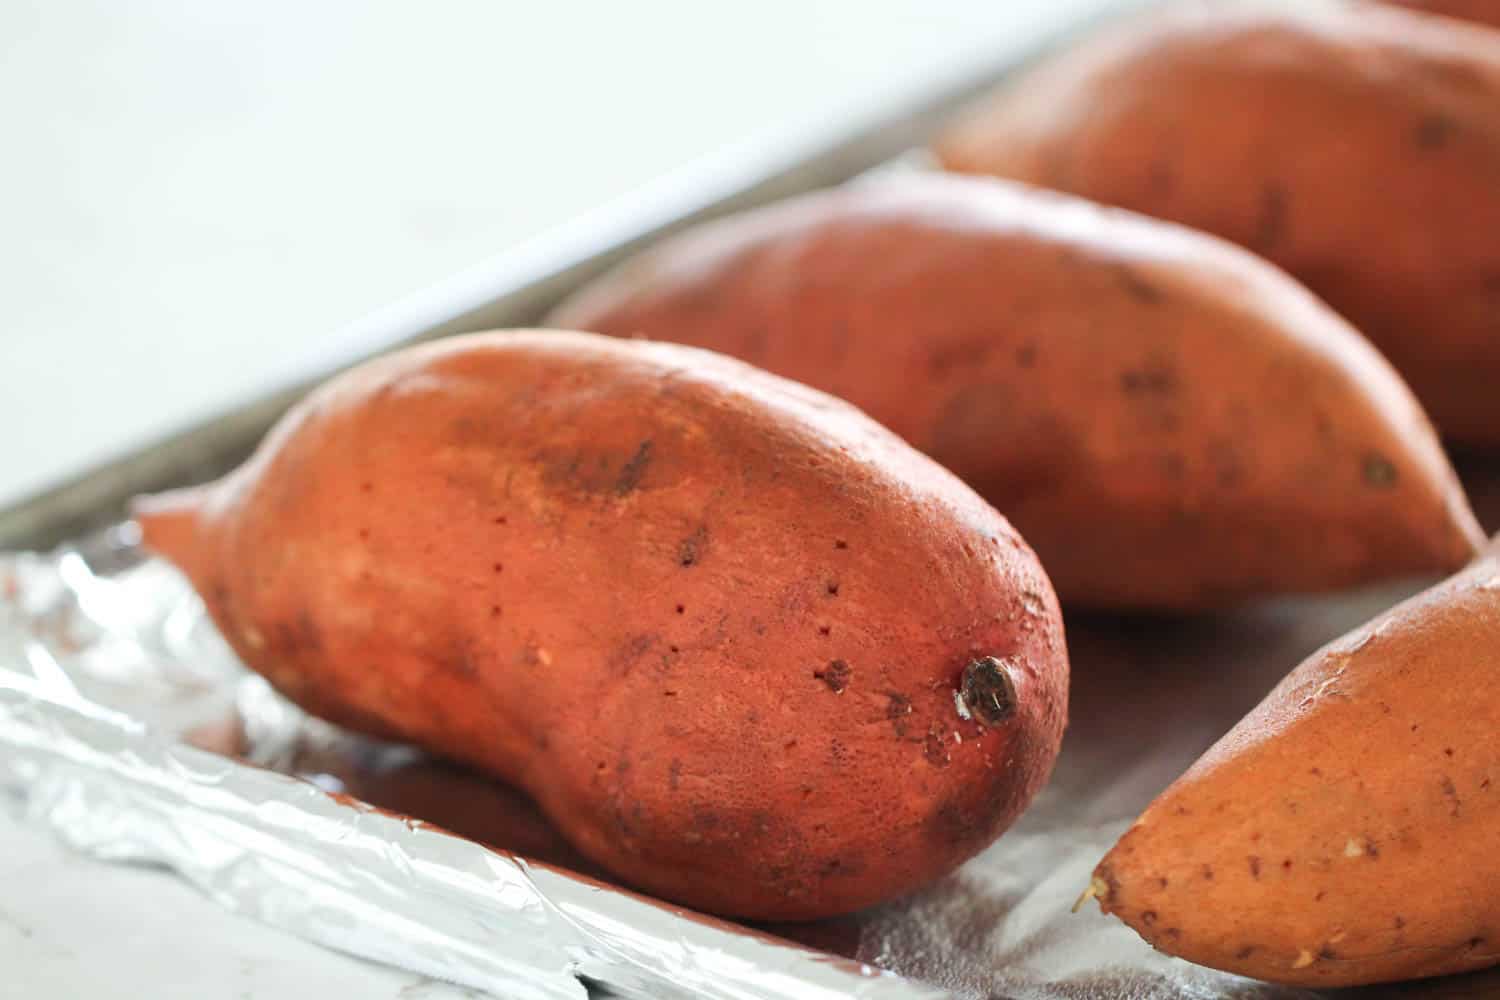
xmin=1385 ymin=0 xmax=1500 ymax=29
xmin=133 ymin=330 xmax=1069 ymax=921
xmin=934 ymin=0 xmax=1500 ymax=445
xmin=1084 ymin=546 xmax=1500 ymax=987
xmin=548 ymin=173 xmax=1482 ymax=609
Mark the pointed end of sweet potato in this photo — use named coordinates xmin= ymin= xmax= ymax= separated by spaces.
xmin=130 ymin=486 xmax=210 ymax=582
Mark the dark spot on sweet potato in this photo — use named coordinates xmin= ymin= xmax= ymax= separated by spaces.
xmin=1442 ymin=776 xmax=1462 ymax=817
xmin=361 ymin=482 xmax=373 ymax=494
xmin=1156 ymin=876 xmax=1169 ymax=890
xmin=829 ymin=738 xmax=850 ymax=766
xmin=1469 ymin=937 xmax=1486 ymax=949
xmin=677 ymin=525 xmax=708 ymax=567
xmin=1316 ymin=890 xmax=1327 ymax=902
xmin=1319 ymin=947 xmax=1339 ymax=961
xmin=1163 ymin=928 xmax=1181 ymax=940
xmin=1413 ymin=113 xmax=1456 ymax=150
xmin=817 ymin=625 xmax=831 ymax=637
xmin=1236 ymin=946 xmax=1257 ymax=960
xmin=1119 ymin=358 xmax=1178 ymax=396
xmin=437 ymin=636 xmax=480 ymax=679
xmin=675 ymin=604 xmax=685 ymax=615
xmin=272 ymin=609 xmax=323 ymax=656
xmin=1363 ymin=453 xmax=1398 ymax=488
xmin=1094 ymin=863 xmax=1121 ymax=903
xmin=1253 ymin=182 xmax=1289 ymax=251
xmin=927 ymin=797 xmax=975 ymax=846
xmin=961 ymin=656 xmax=1018 ymax=727
xmin=1445 ymin=747 xmax=1455 ymax=757
xmin=825 ymin=580 xmax=840 ymax=597
xmin=609 ymin=633 xmax=656 ymax=675
xmin=358 ymin=528 xmax=370 ymax=541
xmin=1202 ymin=865 xmax=1214 ymax=880
xmin=1283 ymin=858 xmax=1294 ymax=871
xmin=615 ymin=440 xmax=654 ymax=495
xmin=928 ymin=337 xmax=997 ymax=378
xmin=1114 ymin=262 xmax=1164 ymax=304
xmin=493 ymin=515 xmax=507 ymax=525
xmin=1310 ymin=767 xmax=1323 ymax=777
xmin=668 ymin=758 xmax=682 ymax=791
xmin=1141 ymin=910 xmax=1158 ymax=926
xmin=924 ymin=726 xmax=952 ymax=768
xmin=1395 ymin=916 xmax=1406 ymax=930
xmin=833 ymin=539 xmax=848 ymax=550
xmin=492 ymin=562 xmax=503 ymax=573
xmin=1249 ymin=856 xmax=1262 ymax=879
xmin=1015 ymin=342 xmax=1037 ymax=368
xmin=1207 ymin=438 xmax=1246 ymax=489
xmin=814 ymin=659 xmax=851 ymax=693
xmin=490 ymin=605 xmax=502 ymax=618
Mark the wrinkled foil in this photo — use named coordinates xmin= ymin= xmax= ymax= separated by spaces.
xmin=0 ymin=526 xmax=937 ymax=1000
xmin=6 ymin=487 xmax=1500 ymax=999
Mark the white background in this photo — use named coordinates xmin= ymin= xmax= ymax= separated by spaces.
xmin=2 ymin=0 xmax=1120 ymax=509
xmin=2 ymin=2 xmax=1124 ymax=996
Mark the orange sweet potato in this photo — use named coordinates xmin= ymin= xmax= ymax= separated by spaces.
xmin=934 ymin=1 xmax=1500 ymax=445
xmin=549 ymin=173 xmax=1482 ymax=609
xmin=133 ymin=330 xmax=1069 ymax=921
xmin=1385 ymin=0 xmax=1500 ymax=28
xmin=1084 ymin=547 xmax=1500 ymax=987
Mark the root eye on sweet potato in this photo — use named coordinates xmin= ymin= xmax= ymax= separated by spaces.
xmin=1085 ymin=543 xmax=1500 ymax=987
xmin=548 ymin=172 xmax=1481 ymax=609
xmin=132 ymin=330 xmax=1069 ymax=921
xmin=934 ymin=0 xmax=1500 ymax=446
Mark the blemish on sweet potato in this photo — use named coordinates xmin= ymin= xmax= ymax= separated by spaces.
xmin=1253 ymin=183 xmax=1290 ymax=251
xmin=814 ymin=659 xmax=852 ymax=693
xmin=1113 ymin=262 xmax=1165 ymax=304
xmin=1442 ymin=776 xmax=1462 ymax=817
xmin=615 ymin=440 xmax=654 ymax=495
xmin=1362 ymin=453 xmax=1399 ymax=488
xmin=609 ymin=633 xmax=656 ymax=675
xmin=1249 ymin=856 xmax=1262 ymax=879
xmin=924 ymin=725 xmax=953 ymax=768
xmin=1413 ymin=113 xmax=1456 ymax=150
xmin=960 ymin=656 xmax=1019 ymax=726
xmin=1119 ymin=358 xmax=1178 ymax=396
xmin=677 ymin=525 xmax=708 ymax=567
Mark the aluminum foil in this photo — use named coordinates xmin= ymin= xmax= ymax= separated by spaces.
xmin=0 ymin=526 xmax=938 ymax=1000
xmin=5 ymin=504 xmax=1500 ymax=999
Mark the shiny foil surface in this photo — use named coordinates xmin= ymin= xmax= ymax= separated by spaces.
xmin=4 ymin=514 xmax=1498 ymax=999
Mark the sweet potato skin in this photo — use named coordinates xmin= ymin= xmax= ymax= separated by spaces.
xmin=1386 ymin=0 xmax=1500 ymax=28
xmin=549 ymin=174 xmax=1481 ymax=609
xmin=934 ymin=1 xmax=1500 ymax=445
xmin=133 ymin=330 xmax=1068 ymax=921
xmin=1089 ymin=548 xmax=1500 ymax=987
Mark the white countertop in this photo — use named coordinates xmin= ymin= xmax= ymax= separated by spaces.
xmin=1 ymin=1 xmax=1122 ymax=996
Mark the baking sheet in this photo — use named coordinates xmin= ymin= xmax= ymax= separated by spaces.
xmin=6 ymin=465 xmax=1500 ymax=999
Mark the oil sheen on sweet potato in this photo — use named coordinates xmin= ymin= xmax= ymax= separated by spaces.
xmin=133 ymin=330 xmax=1069 ymax=921
xmin=548 ymin=173 xmax=1482 ymax=609
xmin=1086 ymin=546 xmax=1500 ymax=987
xmin=934 ymin=0 xmax=1500 ymax=445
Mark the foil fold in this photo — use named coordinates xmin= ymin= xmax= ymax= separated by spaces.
xmin=0 ymin=532 xmax=937 ymax=1000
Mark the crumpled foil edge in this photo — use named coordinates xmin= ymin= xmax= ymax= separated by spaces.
xmin=0 ymin=667 xmax=943 ymax=1000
